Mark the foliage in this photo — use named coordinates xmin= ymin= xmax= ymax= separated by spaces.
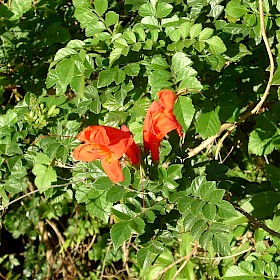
xmin=1 ymin=0 xmax=280 ymax=279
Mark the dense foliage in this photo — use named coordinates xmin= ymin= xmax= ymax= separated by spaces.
xmin=1 ymin=0 xmax=280 ymax=279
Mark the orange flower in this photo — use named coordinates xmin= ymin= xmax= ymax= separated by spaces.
xmin=143 ymin=89 xmax=183 ymax=163
xmin=73 ymin=125 xmax=140 ymax=183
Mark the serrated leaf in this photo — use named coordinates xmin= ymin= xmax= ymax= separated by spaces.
xmin=225 ymin=0 xmax=248 ymax=20
xmin=212 ymin=234 xmax=231 ymax=255
xmin=112 ymin=204 xmax=136 ymax=220
xmin=209 ymin=222 xmax=230 ymax=234
xmin=174 ymin=96 xmax=195 ymax=132
xmin=202 ymin=203 xmax=216 ymax=220
xmin=111 ymin=221 xmax=132 ymax=250
xmin=190 ymin=220 xmax=208 ymax=240
xmin=86 ymin=189 xmax=112 ymax=223
xmin=94 ymin=0 xmax=108 ymax=16
xmin=56 ymin=58 xmax=75 ymax=88
xmin=10 ymin=0 xmax=32 ymax=19
xmin=206 ymin=36 xmax=227 ymax=55
xmin=141 ymin=16 xmax=159 ymax=29
xmin=105 ymin=11 xmax=119 ymax=26
xmin=224 ymin=266 xmax=255 ymax=280
xmin=106 ymin=186 xmax=126 ymax=203
xmin=155 ymin=2 xmax=173 ymax=18
xmin=166 ymin=164 xmax=183 ymax=180
xmin=0 ymin=110 xmax=17 ymax=127
xmin=199 ymin=230 xmax=213 ymax=248
xmin=32 ymin=164 xmax=57 ymax=192
xmin=208 ymin=189 xmax=225 ymax=204
xmin=150 ymin=240 xmax=164 ymax=254
xmin=248 ymin=129 xmax=277 ymax=156
xmin=196 ymin=110 xmax=221 ymax=139
xmin=130 ymin=217 xmax=145 ymax=234
xmin=217 ymin=200 xmax=238 ymax=219
xmin=189 ymin=23 xmax=202 ymax=38
xmin=97 ymin=69 xmax=116 ymax=88
xmin=139 ymin=3 xmax=155 ymax=17
xmin=199 ymin=27 xmax=214 ymax=40
xmin=161 ymin=15 xmax=179 ymax=27
xmin=137 ymin=247 xmax=152 ymax=269
xmin=124 ymin=63 xmax=140 ymax=76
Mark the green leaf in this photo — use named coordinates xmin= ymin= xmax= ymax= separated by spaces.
xmin=130 ymin=217 xmax=145 ymax=234
xmin=166 ymin=164 xmax=183 ymax=181
xmin=202 ymin=203 xmax=216 ymax=220
xmin=93 ymin=176 xmax=114 ymax=190
xmin=106 ymin=186 xmax=126 ymax=203
xmin=196 ymin=110 xmax=221 ymax=139
xmin=56 ymin=58 xmax=75 ymax=88
xmin=189 ymin=23 xmax=202 ymax=38
xmin=174 ymin=96 xmax=195 ymax=132
xmin=94 ymin=0 xmax=108 ymax=16
xmin=97 ymin=69 xmax=116 ymax=88
xmin=208 ymin=189 xmax=225 ymax=204
xmin=111 ymin=221 xmax=132 ymax=250
xmin=0 ymin=110 xmax=17 ymax=127
xmin=141 ymin=16 xmax=159 ymax=29
xmin=86 ymin=189 xmax=112 ymax=223
xmin=205 ymin=36 xmax=227 ymax=55
xmin=124 ymin=63 xmax=140 ymax=76
xmin=161 ymin=15 xmax=179 ymax=27
xmin=225 ymin=0 xmax=248 ymax=21
xmin=266 ymin=164 xmax=280 ymax=192
xmin=137 ymin=247 xmax=152 ymax=269
xmin=105 ymin=11 xmax=119 ymax=26
xmin=248 ymin=129 xmax=278 ymax=156
xmin=155 ymin=2 xmax=173 ymax=18
xmin=32 ymin=164 xmax=57 ymax=192
xmin=224 ymin=266 xmax=255 ymax=280
xmin=112 ymin=204 xmax=135 ymax=220
xmin=139 ymin=3 xmax=155 ymax=17
xmin=199 ymin=27 xmax=214 ymax=40
xmin=10 ymin=0 xmax=32 ymax=19
xmin=212 ymin=234 xmax=231 ymax=255
xmin=199 ymin=230 xmax=213 ymax=248
xmin=209 ymin=222 xmax=230 ymax=234
xmin=190 ymin=220 xmax=208 ymax=240
xmin=217 ymin=200 xmax=238 ymax=219
xmin=271 ymin=69 xmax=280 ymax=85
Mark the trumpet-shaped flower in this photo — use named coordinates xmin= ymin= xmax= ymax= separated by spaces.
xmin=143 ymin=89 xmax=183 ymax=162
xmin=73 ymin=125 xmax=140 ymax=183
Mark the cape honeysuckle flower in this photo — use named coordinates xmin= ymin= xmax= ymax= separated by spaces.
xmin=73 ymin=125 xmax=140 ymax=183
xmin=143 ymin=89 xmax=183 ymax=163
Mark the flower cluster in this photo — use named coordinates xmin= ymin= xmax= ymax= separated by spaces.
xmin=73 ymin=90 xmax=183 ymax=183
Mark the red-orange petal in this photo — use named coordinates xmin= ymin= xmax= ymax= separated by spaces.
xmin=157 ymin=89 xmax=176 ymax=112
xmin=73 ymin=143 xmax=104 ymax=162
xmin=101 ymin=159 xmax=124 ymax=183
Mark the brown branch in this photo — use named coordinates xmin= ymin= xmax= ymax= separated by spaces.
xmin=187 ymin=123 xmax=233 ymax=158
xmin=233 ymin=202 xmax=280 ymax=239
xmin=153 ymin=241 xmax=199 ymax=280
xmin=188 ymin=0 xmax=275 ymax=160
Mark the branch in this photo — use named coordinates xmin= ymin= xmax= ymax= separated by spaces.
xmin=232 ymin=202 xmax=280 ymax=239
xmin=188 ymin=0 xmax=275 ymax=160
xmin=153 ymin=241 xmax=199 ymax=280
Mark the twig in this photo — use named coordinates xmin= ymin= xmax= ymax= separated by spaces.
xmin=187 ymin=123 xmax=233 ymax=158
xmin=233 ymin=203 xmax=280 ymax=239
xmin=100 ymin=242 xmax=112 ymax=280
xmin=188 ymin=0 xmax=275 ymax=160
xmin=84 ymin=234 xmax=97 ymax=254
xmin=214 ymin=0 xmax=275 ymax=159
xmin=153 ymin=241 xmax=199 ymax=280
xmin=0 ymin=180 xmax=83 ymax=211
xmin=194 ymin=247 xmax=252 ymax=261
